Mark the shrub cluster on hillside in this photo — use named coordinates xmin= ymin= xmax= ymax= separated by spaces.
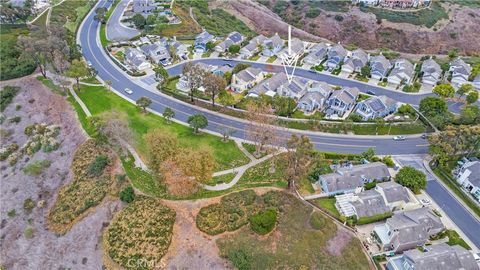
xmin=104 ymin=197 xmax=175 ymax=270
xmin=196 ymin=190 xmax=288 ymax=235
xmin=47 ymin=140 xmax=117 ymax=234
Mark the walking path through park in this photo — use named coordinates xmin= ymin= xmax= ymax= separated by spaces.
xmin=204 ymin=141 xmax=285 ymax=191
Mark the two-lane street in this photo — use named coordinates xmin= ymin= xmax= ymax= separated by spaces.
xmin=79 ymin=0 xmax=429 ymax=155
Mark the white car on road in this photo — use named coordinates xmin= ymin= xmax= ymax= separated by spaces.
xmin=393 ymin=136 xmax=406 ymax=141
xmin=124 ymin=88 xmax=133 ymax=95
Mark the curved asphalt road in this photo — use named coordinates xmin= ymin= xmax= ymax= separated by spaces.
xmin=79 ymin=0 xmax=429 ymax=155
xmin=106 ymin=0 xmax=140 ymax=41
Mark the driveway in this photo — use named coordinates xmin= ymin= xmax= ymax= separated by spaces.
xmin=106 ymin=0 xmax=140 ymax=41
xmin=395 ymin=155 xmax=480 ymax=250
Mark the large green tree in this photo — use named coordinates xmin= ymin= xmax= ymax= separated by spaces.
xmin=132 ymin=13 xmax=146 ymax=29
xmin=433 ymin=84 xmax=455 ymax=98
xmin=188 ymin=114 xmax=208 ymax=133
xmin=136 ymin=96 xmax=152 ymax=113
xmin=429 ymin=125 xmax=480 ymax=166
xmin=419 ymin=97 xmax=452 ymax=129
xmin=457 ymin=84 xmax=473 ymax=98
xmin=284 ymin=135 xmax=314 ymax=189
xmin=67 ymin=59 xmax=90 ymax=89
xmin=466 ymin=91 xmax=479 ymax=104
xmin=396 ymin=166 xmax=426 ymax=194
xmin=273 ymin=96 xmax=296 ymax=117
xmin=204 ymin=73 xmax=226 ymax=107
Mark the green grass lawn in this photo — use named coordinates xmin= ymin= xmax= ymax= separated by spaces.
xmin=311 ymin=197 xmax=342 ymax=220
xmin=205 ymin=172 xmax=236 ymax=186
xmin=239 ymin=157 xmax=287 ymax=186
xmin=31 ymin=9 xmax=48 ymax=31
xmin=248 ymin=54 xmax=261 ymax=61
xmin=267 ymin=55 xmax=277 ymax=63
xmin=75 ymin=85 xmax=249 ymax=171
xmin=80 ymin=76 xmax=101 ymax=84
xmin=100 ymin=0 xmax=120 ymax=46
xmin=64 ymin=4 xmax=91 ymax=33
xmin=431 ymin=229 xmax=471 ymax=250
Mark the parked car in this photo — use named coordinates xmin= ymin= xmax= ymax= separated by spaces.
xmin=87 ymin=61 xmax=93 ymax=68
xmin=421 ymin=134 xmax=428 ymax=139
xmin=393 ymin=136 xmax=406 ymax=141
xmin=309 ymin=69 xmax=317 ymax=73
xmin=124 ymin=88 xmax=133 ymax=95
xmin=420 ymin=198 xmax=431 ymax=206
xmin=367 ymin=90 xmax=376 ymax=95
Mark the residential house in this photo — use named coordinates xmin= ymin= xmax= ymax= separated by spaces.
xmin=352 ymin=0 xmax=380 ymax=5
xmin=261 ymin=34 xmax=284 ymax=57
xmin=214 ymin=32 xmax=245 ymax=53
xmin=375 ymin=181 xmax=417 ymax=211
xmin=474 ymin=74 xmax=480 ymax=90
xmin=212 ymin=65 xmax=233 ymax=77
xmin=296 ymin=82 xmax=333 ymax=113
xmin=124 ymin=47 xmax=151 ymax=71
xmin=449 ymin=58 xmax=472 ymax=87
xmin=248 ymin=72 xmax=288 ymax=98
xmin=335 ymin=181 xmax=416 ymax=219
xmin=341 ymin=49 xmax=369 ymax=74
xmin=133 ymin=0 xmax=156 ymax=16
xmin=176 ymin=63 xmax=212 ymax=92
xmin=373 ymin=208 xmax=445 ymax=252
xmin=326 ymin=44 xmax=348 ymax=70
xmin=380 ymin=0 xmax=427 ymax=9
xmin=349 ymin=190 xmax=391 ymax=219
xmin=170 ymin=40 xmax=189 ymax=60
xmin=355 ymin=95 xmax=398 ymax=120
xmin=421 ymin=59 xmax=442 ymax=86
xmin=317 ymin=162 xmax=391 ymax=195
xmin=386 ymin=243 xmax=479 ymax=270
xmin=370 ymin=55 xmax=392 ymax=80
xmin=325 ymin=87 xmax=360 ymax=117
xmin=194 ymin=31 xmax=214 ymax=53
xmin=277 ymin=76 xmax=310 ymax=100
xmin=278 ymin=38 xmax=305 ymax=59
xmin=454 ymin=158 xmax=480 ymax=202
xmin=230 ymin=67 xmax=263 ymax=93
xmin=303 ymin=43 xmax=329 ymax=66
xmin=387 ymin=58 xmax=415 ymax=85
xmin=240 ymin=35 xmax=267 ymax=59
xmin=140 ymin=42 xmax=171 ymax=66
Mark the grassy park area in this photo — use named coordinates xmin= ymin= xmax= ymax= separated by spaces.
xmin=75 ymin=85 xmax=250 ymax=171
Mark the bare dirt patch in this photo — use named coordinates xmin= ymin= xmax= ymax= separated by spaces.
xmin=326 ymin=225 xmax=354 ymax=256
xmin=161 ymin=197 xmax=233 ymax=270
xmin=0 ymin=76 xmax=121 ymax=270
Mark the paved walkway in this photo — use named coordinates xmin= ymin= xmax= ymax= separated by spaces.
xmin=204 ymin=142 xmax=285 ymax=191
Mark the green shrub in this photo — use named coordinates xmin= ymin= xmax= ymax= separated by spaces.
xmin=23 ymin=159 xmax=52 ymax=176
xmin=228 ymin=249 xmax=252 ymax=270
xmin=382 ymin=156 xmax=395 ymax=167
xmin=8 ymin=116 xmax=21 ymax=124
xmin=23 ymin=198 xmax=36 ymax=212
xmin=24 ymin=124 xmax=35 ymax=136
xmin=87 ymin=155 xmax=109 ymax=177
xmin=364 ymin=181 xmax=377 ymax=190
xmin=249 ymin=208 xmax=277 ymax=235
xmin=7 ymin=209 xmax=16 ymax=218
xmin=119 ymin=186 xmax=135 ymax=203
xmin=0 ymin=85 xmax=20 ymax=112
xmin=24 ymin=227 xmax=35 ymax=238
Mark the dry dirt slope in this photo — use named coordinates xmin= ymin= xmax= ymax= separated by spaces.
xmin=221 ymin=0 xmax=480 ymax=55
xmin=0 ymin=76 xmax=121 ymax=270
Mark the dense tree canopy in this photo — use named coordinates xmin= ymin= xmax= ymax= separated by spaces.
xmin=396 ymin=166 xmax=426 ymax=194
